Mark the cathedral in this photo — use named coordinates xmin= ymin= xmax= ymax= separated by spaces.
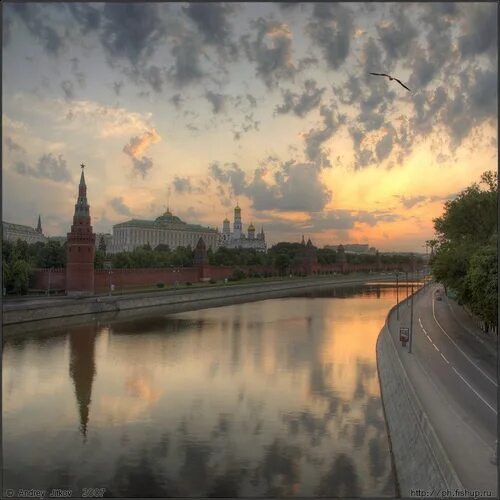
xmin=220 ymin=204 xmax=267 ymax=252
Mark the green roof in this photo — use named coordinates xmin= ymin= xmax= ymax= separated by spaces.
xmin=113 ymin=213 xmax=217 ymax=233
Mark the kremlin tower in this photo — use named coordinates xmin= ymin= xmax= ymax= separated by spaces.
xmin=66 ymin=164 xmax=96 ymax=295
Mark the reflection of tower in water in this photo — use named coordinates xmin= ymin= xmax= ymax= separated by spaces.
xmin=69 ymin=325 xmax=98 ymax=441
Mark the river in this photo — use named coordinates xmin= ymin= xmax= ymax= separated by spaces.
xmin=3 ymin=284 xmax=401 ymax=497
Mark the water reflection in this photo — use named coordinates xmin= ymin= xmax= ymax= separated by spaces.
xmin=69 ymin=326 xmax=98 ymax=441
xmin=3 ymin=285 xmax=397 ymax=497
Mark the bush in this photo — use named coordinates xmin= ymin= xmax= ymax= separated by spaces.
xmin=209 ymin=278 xmax=217 ymax=284
xmin=186 ymin=281 xmax=192 ymax=286
xmin=156 ymin=282 xmax=165 ymax=288
xmin=228 ymin=269 xmax=246 ymax=281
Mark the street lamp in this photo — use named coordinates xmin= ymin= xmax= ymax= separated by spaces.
xmin=108 ymin=269 xmax=113 ymax=296
xmin=396 ymin=271 xmax=400 ymax=320
xmin=409 ymin=281 xmax=414 ymax=353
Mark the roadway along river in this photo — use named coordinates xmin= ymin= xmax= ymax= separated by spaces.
xmin=3 ymin=284 xmax=400 ymax=497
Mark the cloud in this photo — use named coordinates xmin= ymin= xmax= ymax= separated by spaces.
xmin=395 ymin=194 xmax=455 ymax=209
xmin=438 ymin=67 xmax=497 ymax=149
xmin=376 ymin=4 xmax=418 ymax=62
xmin=13 ymin=153 xmax=72 ymax=183
xmin=66 ymin=3 xmax=101 ymax=34
xmin=241 ymin=18 xmax=296 ymax=88
xmin=123 ymin=128 xmax=161 ymax=178
xmin=142 ymin=65 xmax=166 ymax=93
xmin=173 ymin=177 xmax=193 ymax=194
xmin=458 ymin=3 xmax=497 ymax=60
xmin=205 ymin=91 xmax=228 ymax=114
xmin=209 ymin=162 xmax=247 ymax=196
xmin=10 ymin=3 xmax=66 ymax=57
xmin=113 ymin=81 xmax=124 ymax=96
xmin=5 ymin=137 xmax=26 ymax=154
xmin=303 ymin=104 xmax=346 ymax=165
xmin=233 ymin=114 xmax=260 ymax=140
xmin=407 ymin=45 xmax=439 ymax=90
xmin=246 ymin=94 xmax=257 ymax=108
xmin=306 ymin=4 xmax=354 ymax=70
xmin=183 ymin=3 xmax=237 ymax=58
xmin=247 ymin=162 xmax=332 ymax=212
xmin=100 ymin=3 xmax=168 ymax=67
xmin=375 ymin=127 xmax=395 ymax=162
xmin=170 ymin=93 xmax=183 ymax=109
xmin=62 ymin=100 xmax=153 ymax=138
xmin=61 ymin=80 xmax=75 ymax=100
xmin=210 ymin=159 xmax=332 ymax=213
xmin=169 ymin=37 xmax=205 ymax=86
xmin=110 ymin=196 xmax=133 ymax=216
xmin=275 ymin=79 xmax=325 ymax=117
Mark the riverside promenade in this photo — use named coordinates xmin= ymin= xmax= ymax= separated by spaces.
xmin=378 ymin=283 xmax=497 ymax=497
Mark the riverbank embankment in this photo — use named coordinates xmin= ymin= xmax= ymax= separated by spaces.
xmin=377 ymin=287 xmax=463 ymax=496
xmin=3 ymin=274 xmax=396 ymax=332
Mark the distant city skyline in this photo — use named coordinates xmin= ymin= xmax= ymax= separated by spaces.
xmin=3 ymin=3 xmax=497 ymax=251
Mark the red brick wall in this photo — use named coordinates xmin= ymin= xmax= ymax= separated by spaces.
xmin=94 ymin=267 xmax=201 ymax=292
xmin=33 ymin=262 xmax=424 ymax=294
xmin=33 ymin=268 xmax=66 ymax=290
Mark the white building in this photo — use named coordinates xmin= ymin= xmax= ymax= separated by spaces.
xmin=2 ymin=215 xmax=47 ymax=244
xmin=109 ymin=209 xmax=219 ymax=253
xmin=220 ymin=204 xmax=267 ymax=252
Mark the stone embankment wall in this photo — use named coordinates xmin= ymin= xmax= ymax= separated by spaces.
xmin=4 ymin=275 xmax=387 ymax=327
xmin=376 ymin=296 xmax=463 ymax=496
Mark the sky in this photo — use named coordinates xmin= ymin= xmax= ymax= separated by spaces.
xmin=2 ymin=2 xmax=497 ymax=251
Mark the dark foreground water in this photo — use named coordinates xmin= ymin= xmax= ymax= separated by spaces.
xmin=3 ymin=284 xmax=399 ymax=497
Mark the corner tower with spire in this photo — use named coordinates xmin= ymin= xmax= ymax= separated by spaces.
xmin=66 ymin=163 xmax=96 ymax=295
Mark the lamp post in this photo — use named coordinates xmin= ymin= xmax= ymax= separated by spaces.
xmin=108 ymin=269 xmax=112 ymax=296
xmin=396 ymin=271 xmax=400 ymax=320
xmin=406 ymin=270 xmax=409 ymax=306
xmin=409 ymin=282 xmax=414 ymax=353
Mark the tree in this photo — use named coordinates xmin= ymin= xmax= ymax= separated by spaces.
xmin=10 ymin=259 xmax=33 ymax=295
xmin=274 ymin=254 xmax=290 ymax=275
xmin=431 ymin=171 xmax=498 ymax=329
xmin=98 ymin=235 xmax=107 ymax=253
xmin=94 ymin=249 xmax=106 ymax=269
xmin=464 ymin=236 xmax=498 ymax=329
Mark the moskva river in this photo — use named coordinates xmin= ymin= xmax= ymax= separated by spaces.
xmin=3 ymin=284 xmax=401 ymax=497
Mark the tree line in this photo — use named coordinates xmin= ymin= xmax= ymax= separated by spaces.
xmin=429 ymin=171 xmax=497 ymax=331
xmin=3 ymin=232 xmax=421 ymax=295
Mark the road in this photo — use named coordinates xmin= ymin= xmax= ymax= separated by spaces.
xmin=388 ymin=282 xmax=497 ymax=494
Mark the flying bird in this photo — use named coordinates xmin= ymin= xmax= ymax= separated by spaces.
xmin=369 ymin=72 xmax=411 ymax=92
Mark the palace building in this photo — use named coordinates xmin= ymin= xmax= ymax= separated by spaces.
xmin=2 ymin=215 xmax=47 ymax=244
xmin=220 ymin=204 xmax=267 ymax=252
xmin=109 ymin=209 xmax=219 ymax=253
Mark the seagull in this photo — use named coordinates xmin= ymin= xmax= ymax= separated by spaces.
xmin=369 ymin=72 xmax=411 ymax=92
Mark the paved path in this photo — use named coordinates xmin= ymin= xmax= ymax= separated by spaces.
xmin=387 ymin=283 xmax=497 ymax=495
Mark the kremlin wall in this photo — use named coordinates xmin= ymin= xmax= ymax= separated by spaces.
xmin=25 ymin=166 xmax=418 ymax=295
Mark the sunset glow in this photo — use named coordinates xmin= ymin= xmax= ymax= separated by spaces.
xmin=3 ymin=3 xmax=497 ymax=251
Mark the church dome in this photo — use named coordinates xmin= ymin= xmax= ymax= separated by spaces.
xmin=248 ymin=223 xmax=255 ymax=231
xmin=223 ymin=217 xmax=230 ymax=223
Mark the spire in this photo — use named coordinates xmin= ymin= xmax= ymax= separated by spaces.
xmin=74 ymin=163 xmax=90 ymax=219
xmin=79 ymin=163 xmax=86 ymax=186
xmin=36 ymin=214 xmax=42 ymax=234
xmin=301 ymin=235 xmax=305 ymax=246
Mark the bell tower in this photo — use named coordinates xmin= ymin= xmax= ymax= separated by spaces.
xmin=66 ymin=163 xmax=96 ymax=295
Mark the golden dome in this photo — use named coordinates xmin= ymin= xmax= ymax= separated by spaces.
xmin=248 ymin=223 xmax=255 ymax=231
